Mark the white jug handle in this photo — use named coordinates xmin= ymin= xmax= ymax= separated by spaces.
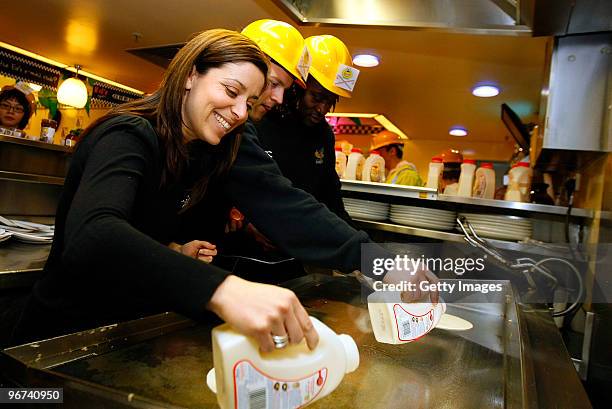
xmin=206 ymin=368 xmax=217 ymax=393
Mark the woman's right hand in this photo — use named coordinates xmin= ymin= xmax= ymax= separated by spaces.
xmin=207 ymin=275 xmax=319 ymax=353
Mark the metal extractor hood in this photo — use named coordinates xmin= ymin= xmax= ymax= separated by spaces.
xmin=274 ymin=0 xmax=612 ymax=37
xmin=274 ymin=0 xmax=529 ymax=35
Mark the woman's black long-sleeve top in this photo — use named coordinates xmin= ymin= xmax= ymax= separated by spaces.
xmin=12 ymin=115 xmax=232 ymax=343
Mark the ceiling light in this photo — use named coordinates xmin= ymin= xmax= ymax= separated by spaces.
xmin=57 ymin=65 xmax=88 ymax=108
xmin=449 ymin=127 xmax=468 ymax=137
xmin=472 ymin=85 xmax=500 ymax=97
xmin=353 ymin=54 xmax=379 ymax=67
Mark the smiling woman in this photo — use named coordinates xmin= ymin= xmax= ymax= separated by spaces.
xmin=9 ymin=29 xmax=319 ymax=354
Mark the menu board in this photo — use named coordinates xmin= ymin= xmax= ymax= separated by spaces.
xmin=0 ymin=46 xmax=62 ymax=90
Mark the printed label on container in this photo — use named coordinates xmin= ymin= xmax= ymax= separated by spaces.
xmin=393 ymin=304 xmax=435 ymax=342
xmin=233 ymin=360 xmax=327 ymax=409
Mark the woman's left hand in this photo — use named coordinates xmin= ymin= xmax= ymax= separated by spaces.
xmin=170 ymin=240 xmax=217 ymax=263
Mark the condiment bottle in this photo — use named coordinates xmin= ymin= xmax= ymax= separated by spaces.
xmin=457 ymin=159 xmax=477 ymax=197
xmin=504 ymin=162 xmax=532 ymax=202
xmin=207 ymin=316 xmax=359 ymax=409
xmin=345 ymin=148 xmax=365 ymax=181
xmin=362 ymin=150 xmax=386 ymax=183
xmin=472 ymin=162 xmax=496 ymax=199
xmin=40 ymin=119 xmax=58 ymax=143
xmin=425 ymin=156 xmax=444 ymax=191
xmin=368 ymin=291 xmax=446 ymax=344
xmin=334 ymin=147 xmax=347 ymax=179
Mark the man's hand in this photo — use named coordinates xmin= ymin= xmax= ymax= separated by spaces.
xmin=169 ymin=240 xmax=217 ymax=263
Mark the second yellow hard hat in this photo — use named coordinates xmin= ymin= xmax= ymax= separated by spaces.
xmin=305 ymin=35 xmax=359 ymax=98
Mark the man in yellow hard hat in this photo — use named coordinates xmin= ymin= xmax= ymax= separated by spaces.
xmin=370 ymin=130 xmax=424 ymax=186
xmin=242 ymin=19 xmax=310 ymax=122
xmin=255 ymin=35 xmax=360 ymax=226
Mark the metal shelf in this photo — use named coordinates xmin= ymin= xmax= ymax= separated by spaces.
xmin=341 ymin=180 xmax=594 ymax=218
xmin=341 ymin=179 xmax=437 ymax=199
xmin=354 ymin=219 xmax=561 ymax=253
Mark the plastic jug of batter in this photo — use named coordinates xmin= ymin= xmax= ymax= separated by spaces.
xmin=457 ymin=159 xmax=477 ymax=197
xmin=345 ymin=148 xmax=365 ymax=180
xmin=367 ymin=291 xmax=446 ymax=344
xmin=206 ymin=316 xmax=359 ymax=409
xmin=335 ymin=147 xmax=347 ymax=178
xmin=425 ymin=156 xmax=444 ymax=191
xmin=362 ymin=150 xmax=386 ymax=183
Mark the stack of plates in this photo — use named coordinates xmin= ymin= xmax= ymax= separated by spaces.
xmin=0 ymin=228 xmax=12 ymax=243
xmin=343 ymin=198 xmax=389 ymax=221
xmin=389 ymin=205 xmax=456 ymax=230
xmin=458 ymin=213 xmax=532 ymax=241
xmin=0 ymin=216 xmax=54 ymax=244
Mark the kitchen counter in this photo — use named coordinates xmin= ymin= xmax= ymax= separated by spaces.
xmin=0 ymin=242 xmax=49 ymax=289
xmin=0 ymin=274 xmax=591 ymax=408
xmin=0 ymin=134 xmax=73 ymax=153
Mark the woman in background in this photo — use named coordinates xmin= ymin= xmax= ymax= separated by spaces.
xmin=0 ymin=84 xmax=34 ymax=129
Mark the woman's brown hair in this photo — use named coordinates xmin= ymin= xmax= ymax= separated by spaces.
xmin=80 ymin=29 xmax=269 ymax=210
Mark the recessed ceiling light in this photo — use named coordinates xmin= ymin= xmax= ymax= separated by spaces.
xmin=353 ymin=54 xmax=379 ymax=67
xmin=472 ymin=85 xmax=500 ymax=97
xmin=449 ymin=127 xmax=468 ymax=137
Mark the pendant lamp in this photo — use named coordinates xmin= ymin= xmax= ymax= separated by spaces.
xmin=57 ymin=65 xmax=88 ymax=108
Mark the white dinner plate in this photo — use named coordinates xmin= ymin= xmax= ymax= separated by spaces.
xmin=389 ymin=211 xmax=456 ymax=225
xmin=12 ymin=231 xmax=53 ymax=244
xmin=11 ymin=220 xmax=54 ymax=232
xmin=348 ymin=211 xmax=388 ymax=221
xmin=390 ymin=217 xmax=455 ymax=230
xmin=0 ymin=216 xmax=17 ymax=227
xmin=344 ymin=203 xmax=389 ymax=212
xmin=391 ymin=205 xmax=454 ymax=215
xmin=347 ymin=208 xmax=387 ymax=216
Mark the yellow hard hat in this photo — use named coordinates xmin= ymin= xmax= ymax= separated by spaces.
xmin=305 ymin=35 xmax=359 ymax=98
xmin=370 ymin=130 xmax=404 ymax=151
xmin=242 ymin=19 xmax=309 ymax=86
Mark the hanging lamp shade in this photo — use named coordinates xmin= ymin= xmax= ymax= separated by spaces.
xmin=57 ymin=77 xmax=88 ymax=108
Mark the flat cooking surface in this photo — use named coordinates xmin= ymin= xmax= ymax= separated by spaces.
xmin=52 ymin=276 xmax=515 ymax=408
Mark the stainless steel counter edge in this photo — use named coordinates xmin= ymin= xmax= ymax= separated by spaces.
xmin=341 ymin=180 xmax=594 ymax=218
xmin=0 ymin=243 xmax=50 ymax=289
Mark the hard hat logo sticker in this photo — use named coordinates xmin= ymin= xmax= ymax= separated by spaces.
xmin=297 ymin=46 xmax=311 ymax=83
xmin=334 ymin=64 xmax=360 ymax=92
